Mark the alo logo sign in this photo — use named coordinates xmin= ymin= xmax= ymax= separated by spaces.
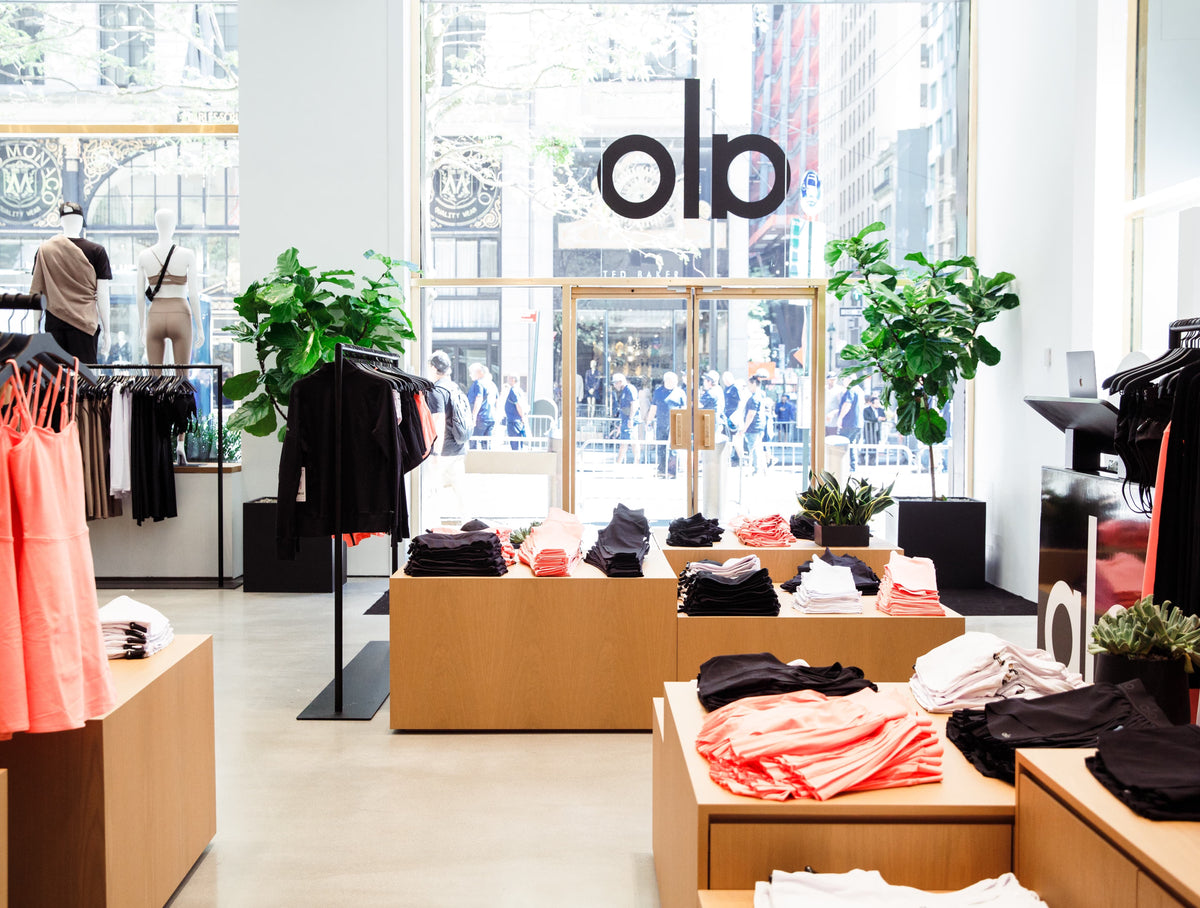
xmin=598 ymin=78 xmax=792 ymax=221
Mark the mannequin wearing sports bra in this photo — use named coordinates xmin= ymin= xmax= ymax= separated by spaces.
xmin=135 ymin=209 xmax=202 ymax=367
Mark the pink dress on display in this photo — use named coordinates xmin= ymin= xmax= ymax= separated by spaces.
xmin=9 ymin=364 xmax=115 ymax=733
xmin=0 ymin=383 xmax=28 ymax=739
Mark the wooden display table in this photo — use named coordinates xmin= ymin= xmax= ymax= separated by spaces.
xmin=0 ymin=635 xmax=216 ymax=908
xmin=390 ymin=545 xmax=677 ymax=730
xmin=653 ymin=681 xmax=1014 ymax=908
xmin=697 ymin=893 xmax=751 ymax=908
xmin=654 ymin=528 xmax=901 ymax=583
xmin=677 ymin=594 xmax=965 ymax=682
xmin=1015 ymin=749 xmax=1200 ymax=907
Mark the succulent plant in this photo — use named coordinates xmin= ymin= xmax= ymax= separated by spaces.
xmin=1088 ymin=596 xmax=1200 ymax=673
xmin=796 ymin=471 xmax=895 ymax=527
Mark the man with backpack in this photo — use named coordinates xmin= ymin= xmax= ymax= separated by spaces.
xmin=426 ymin=350 xmax=468 ymax=522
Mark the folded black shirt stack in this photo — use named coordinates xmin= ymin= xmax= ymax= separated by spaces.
xmin=780 ymin=548 xmax=881 ymax=595
xmin=667 ymin=512 xmax=724 ymax=547
xmin=584 ymin=503 xmax=651 ymax=577
xmin=696 ymin=652 xmax=878 ymax=710
xmin=789 ymin=513 xmax=815 ymax=541
xmin=404 ymin=530 xmax=507 ymax=576
xmin=946 ymin=679 xmax=1171 ymax=783
xmin=677 ymin=558 xmax=779 ymax=617
xmin=1086 ymin=725 xmax=1200 ymax=820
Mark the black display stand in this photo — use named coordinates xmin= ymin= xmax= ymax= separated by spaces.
xmin=1024 ymin=396 xmax=1119 ymax=474
xmin=242 ymin=499 xmax=346 ymax=592
xmin=298 ymin=343 xmax=398 ymax=721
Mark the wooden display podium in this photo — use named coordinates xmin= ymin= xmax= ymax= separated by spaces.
xmin=0 ymin=635 xmax=216 ymax=908
xmin=653 ymin=681 xmax=1015 ymax=908
xmin=654 ymin=528 xmax=901 ymax=583
xmin=1015 ymin=749 xmax=1200 ymax=908
xmin=676 ymin=595 xmax=965 ymax=682
xmin=390 ymin=546 xmax=677 ymax=730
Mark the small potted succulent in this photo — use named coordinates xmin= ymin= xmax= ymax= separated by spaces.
xmin=796 ymin=471 xmax=895 ymax=548
xmin=1088 ymin=596 xmax=1200 ymax=724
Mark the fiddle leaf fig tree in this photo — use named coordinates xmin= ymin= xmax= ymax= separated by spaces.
xmin=825 ymin=222 xmax=1019 ymax=500
xmin=222 ymin=247 xmax=417 ymax=439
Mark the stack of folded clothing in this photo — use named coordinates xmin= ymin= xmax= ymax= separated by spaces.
xmin=909 ymin=632 xmax=1087 ymax=712
xmin=728 ymin=514 xmax=798 ymax=547
xmin=666 ymin=512 xmax=724 ymax=547
xmin=876 ymin=551 xmax=944 ymax=615
xmin=677 ymin=555 xmax=779 ymax=616
xmin=780 ymin=548 xmax=880 ymax=595
xmin=404 ymin=530 xmax=508 ymax=576
xmin=429 ymin=522 xmax=517 ymax=566
xmin=98 ymin=596 xmax=174 ymax=660
xmin=584 ymin=503 xmax=650 ymax=577
xmin=517 ymin=507 xmax=583 ymax=577
xmin=696 ymin=652 xmax=876 ymax=710
xmin=696 ymin=686 xmax=944 ymax=800
xmin=754 ymin=869 xmax=1047 ymax=907
xmin=1087 ymin=725 xmax=1200 ymax=820
xmin=789 ymin=512 xmax=815 ymax=541
xmin=792 ymin=557 xmax=863 ymax=614
xmin=947 ymin=679 xmax=1171 ymax=783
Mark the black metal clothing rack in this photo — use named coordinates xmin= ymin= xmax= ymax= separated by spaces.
xmin=298 ymin=342 xmax=400 ymax=721
xmin=85 ymin=362 xmax=228 ymax=588
xmin=1167 ymin=316 xmax=1200 ymax=350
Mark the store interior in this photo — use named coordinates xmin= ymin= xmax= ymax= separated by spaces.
xmin=2 ymin=1 xmax=1200 ymax=907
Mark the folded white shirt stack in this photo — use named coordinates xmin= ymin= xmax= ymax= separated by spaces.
xmin=792 ymin=556 xmax=863 ymax=614
xmin=755 ymin=869 xmax=1047 ymax=907
xmin=98 ymin=595 xmax=174 ymax=660
xmin=686 ymin=554 xmax=763 ymax=581
xmin=909 ymin=631 xmax=1088 ymax=712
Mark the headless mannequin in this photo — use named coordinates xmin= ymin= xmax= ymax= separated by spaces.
xmin=136 ymin=209 xmax=202 ymax=367
xmin=59 ymin=212 xmax=111 ymax=358
xmin=30 ymin=208 xmax=112 ymax=360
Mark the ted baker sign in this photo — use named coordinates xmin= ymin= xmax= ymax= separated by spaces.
xmin=597 ymin=78 xmax=792 ymax=220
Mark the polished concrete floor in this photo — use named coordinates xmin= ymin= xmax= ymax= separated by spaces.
xmin=110 ymin=581 xmax=1036 ymax=908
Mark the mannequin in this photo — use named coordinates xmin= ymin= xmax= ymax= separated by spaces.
xmin=136 ymin=209 xmax=202 ymax=368
xmin=29 ymin=201 xmax=111 ymax=361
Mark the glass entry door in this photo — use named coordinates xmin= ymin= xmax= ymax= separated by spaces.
xmin=571 ymin=291 xmax=690 ymax=524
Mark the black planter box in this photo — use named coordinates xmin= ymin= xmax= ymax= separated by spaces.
xmin=814 ymin=523 xmax=870 ymax=548
xmin=895 ymin=498 xmax=986 ymax=588
xmin=243 ymin=498 xmax=347 ymax=593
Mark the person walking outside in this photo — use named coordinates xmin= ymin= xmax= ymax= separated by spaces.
xmin=647 ymin=370 xmax=686 ymax=478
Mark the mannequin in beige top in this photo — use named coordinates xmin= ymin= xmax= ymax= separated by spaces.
xmin=136 ymin=209 xmax=202 ymax=366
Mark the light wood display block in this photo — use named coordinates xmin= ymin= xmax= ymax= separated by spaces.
xmin=0 ymin=635 xmax=216 ymax=908
xmin=390 ymin=547 xmax=677 ymax=730
xmin=654 ymin=528 xmax=901 ymax=584
xmin=677 ymin=593 xmax=965 ymax=682
xmin=654 ymin=680 xmax=1014 ymax=908
xmin=698 ymin=893 xmax=751 ymax=908
xmin=1015 ymin=749 xmax=1200 ymax=908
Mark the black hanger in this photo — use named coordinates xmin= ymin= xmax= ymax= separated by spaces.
xmin=0 ymin=333 xmax=97 ymax=386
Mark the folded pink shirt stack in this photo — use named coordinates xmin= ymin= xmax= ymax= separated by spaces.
xmin=876 ymin=551 xmax=945 ymax=615
xmin=728 ymin=514 xmax=798 ymax=547
xmin=695 ymin=687 xmax=944 ymax=801
xmin=517 ymin=508 xmax=583 ymax=576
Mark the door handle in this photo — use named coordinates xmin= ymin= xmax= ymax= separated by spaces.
xmin=697 ymin=410 xmax=716 ymax=450
xmin=670 ymin=409 xmax=690 ymax=449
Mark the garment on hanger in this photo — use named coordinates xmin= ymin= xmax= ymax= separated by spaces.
xmin=946 ymin=679 xmax=1170 ymax=783
xmin=908 ymin=632 xmax=1086 ymax=713
xmin=277 ymin=359 xmax=434 ymax=558
xmin=128 ymin=376 xmax=196 ymax=524
xmin=3 ymin=362 xmax=115 ymax=734
xmin=696 ymin=652 xmax=876 ymax=711
xmin=696 ymin=686 xmax=943 ymax=801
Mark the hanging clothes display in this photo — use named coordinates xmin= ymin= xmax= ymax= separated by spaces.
xmin=277 ymin=359 xmax=434 ymax=558
xmin=1 ymin=361 xmax=115 ymax=737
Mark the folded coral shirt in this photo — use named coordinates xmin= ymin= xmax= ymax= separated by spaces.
xmin=876 ymin=551 xmax=944 ymax=616
xmin=728 ymin=514 xmax=798 ymax=547
xmin=518 ymin=507 xmax=583 ymax=576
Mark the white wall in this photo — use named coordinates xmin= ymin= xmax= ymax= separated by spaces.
xmin=240 ymin=1 xmax=407 ymax=574
xmin=973 ymin=0 xmax=1110 ymax=599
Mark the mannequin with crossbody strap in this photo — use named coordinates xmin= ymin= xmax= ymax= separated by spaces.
xmin=135 ymin=209 xmax=202 ymax=367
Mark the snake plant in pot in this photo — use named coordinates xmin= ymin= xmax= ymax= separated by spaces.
xmin=796 ymin=471 xmax=895 ymax=548
xmin=1088 ymin=596 xmax=1200 ymax=724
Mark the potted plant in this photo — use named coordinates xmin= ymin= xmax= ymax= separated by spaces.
xmin=222 ymin=246 xmax=416 ymax=592
xmin=796 ymin=470 xmax=895 ymax=548
xmin=824 ymin=222 xmax=1019 ymax=586
xmin=1088 ymin=596 xmax=1199 ymax=724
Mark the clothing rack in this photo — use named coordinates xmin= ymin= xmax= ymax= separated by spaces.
xmin=1167 ymin=316 xmax=1200 ymax=349
xmin=298 ymin=342 xmax=397 ymax=721
xmin=85 ymin=362 xmax=228 ymax=588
